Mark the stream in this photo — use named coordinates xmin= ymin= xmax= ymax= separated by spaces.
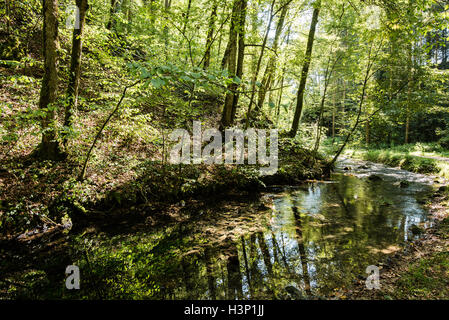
xmin=0 ymin=159 xmax=441 ymax=299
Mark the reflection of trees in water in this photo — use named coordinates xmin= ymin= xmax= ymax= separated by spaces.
xmin=226 ymin=241 xmax=243 ymax=299
xmin=152 ymin=174 xmax=427 ymax=299
xmin=204 ymin=247 xmax=216 ymax=300
xmin=292 ymin=201 xmax=312 ymax=297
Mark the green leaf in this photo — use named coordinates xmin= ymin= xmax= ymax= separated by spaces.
xmin=151 ymin=78 xmax=166 ymax=89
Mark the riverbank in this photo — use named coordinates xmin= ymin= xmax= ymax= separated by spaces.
xmin=340 ymin=157 xmax=449 ymax=300
xmin=344 ymin=146 xmax=449 ymax=179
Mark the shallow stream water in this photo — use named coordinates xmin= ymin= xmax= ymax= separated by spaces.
xmin=0 ymin=159 xmax=440 ymax=299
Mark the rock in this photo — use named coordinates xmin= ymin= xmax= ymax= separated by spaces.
xmin=368 ymin=175 xmax=382 ymax=181
xmin=416 ymin=198 xmax=427 ymax=204
xmin=410 ymin=224 xmax=424 ymax=235
xmin=285 ymin=286 xmax=303 ymax=300
xmin=359 ymin=165 xmax=369 ymax=169
xmin=400 ymin=181 xmax=410 ymax=188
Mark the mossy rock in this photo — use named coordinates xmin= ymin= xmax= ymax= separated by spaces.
xmin=368 ymin=175 xmax=383 ymax=181
xmin=410 ymin=224 xmax=424 ymax=235
xmin=400 ymin=181 xmax=410 ymax=188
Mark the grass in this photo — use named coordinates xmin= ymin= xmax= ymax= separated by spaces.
xmin=393 ymin=251 xmax=449 ymax=299
xmin=342 ymin=143 xmax=449 ymax=179
xmin=390 ymin=218 xmax=449 ymax=299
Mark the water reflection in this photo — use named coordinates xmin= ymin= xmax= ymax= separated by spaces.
xmin=148 ymin=165 xmax=433 ymax=300
xmin=1 ymin=161 xmax=435 ymax=300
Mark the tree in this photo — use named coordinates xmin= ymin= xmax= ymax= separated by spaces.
xmin=63 ymin=0 xmax=89 ymax=147
xmin=256 ymin=0 xmax=289 ymax=111
xmin=37 ymin=0 xmax=63 ymax=160
xmin=288 ymin=0 xmax=321 ymax=138
xmin=106 ymin=0 xmax=118 ymax=30
xmin=221 ymin=0 xmax=246 ymax=128
xmin=203 ymin=0 xmax=218 ymax=70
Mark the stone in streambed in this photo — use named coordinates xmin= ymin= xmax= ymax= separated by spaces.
xmin=410 ymin=224 xmax=424 ymax=235
xmin=400 ymin=181 xmax=410 ymax=188
xmin=368 ymin=175 xmax=382 ymax=181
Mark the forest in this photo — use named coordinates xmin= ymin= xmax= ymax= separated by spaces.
xmin=0 ymin=0 xmax=449 ymax=301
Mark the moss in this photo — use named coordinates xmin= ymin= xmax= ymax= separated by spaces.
xmin=394 ymin=251 xmax=449 ymax=299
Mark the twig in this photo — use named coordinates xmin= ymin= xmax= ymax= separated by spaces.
xmin=78 ymin=80 xmax=141 ymax=181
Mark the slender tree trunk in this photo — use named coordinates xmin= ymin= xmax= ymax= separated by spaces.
xmin=226 ymin=243 xmax=243 ymax=299
xmin=64 ymin=0 xmax=89 ymax=147
xmin=256 ymin=2 xmax=288 ymax=110
xmin=38 ymin=0 xmax=63 ymax=160
xmin=332 ymin=85 xmax=336 ymax=143
xmin=106 ymin=0 xmax=117 ymax=30
xmin=405 ymin=1 xmax=413 ymax=144
xmin=230 ymin=0 xmax=247 ymax=122
xmin=5 ymin=0 xmax=11 ymax=34
xmin=366 ymin=120 xmax=370 ymax=145
xmin=329 ymin=43 xmax=375 ymax=168
xmin=126 ymin=0 xmax=132 ymax=33
xmin=148 ymin=0 xmax=156 ymax=27
xmin=292 ymin=205 xmax=312 ymax=296
xmin=204 ymin=248 xmax=216 ymax=300
xmin=163 ymin=0 xmax=172 ymax=52
xmin=405 ymin=48 xmax=412 ymax=144
xmin=221 ymin=0 xmax=240 ymax=127
xmin=203 ymin=1 xmax=218 ymax=69
xmin=182 ymin=0 xmax=193 ymax=35
xmin=313 ymin=53 xmax=338 ymax=157
xmin=288 ymin=0 xmax=321 ymax=138
xmin=244 ymin=0 xmax=276 ymax=128
xmin=442 ymin=29 xmax=447 ymax=65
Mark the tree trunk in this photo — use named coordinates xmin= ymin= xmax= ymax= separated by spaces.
xmin=37 ymin=0 xmax=63 ymax=160
xmin=221 ymin=0 xmax=240 ymax=127
xmin=5 ymin=0 xmax=11 ymax=34
xmin=256 ymin=2 xmax=288 ymax=110
xmin=163 ymin=0 xmax=172 ymax=51
xmin=405 ymin=0 xmax=413 ymax=144
xmin=329 ymin=43 xmax=375 ymax=168
xmin=366 ymin=120 xmax=370 ymax=145
xmin=203 ymin=1 xmax=218 ymax=69
xmin=64 ymin=0 xmax=89 ymax=147
xmin=230 ymin=0 xmax=248 ymax=122
xmin=106 ymin=0 xmax=117 ymax=30
xmin=288 ymin=0 xmax=321 ymax=138
xmin=182 ymin=0 xmax=193 ymax=35
xmin=244 ymin=0 xmax=276 ymax=128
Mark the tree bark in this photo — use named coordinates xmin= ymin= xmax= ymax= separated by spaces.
xmin=203 ymin=1 xmax=218 ymax=70
xmin=221 ymin=0 xmax=241 ymax=127
xmin=230 ymin=0 xmax=248 ymax=122
xmin=288 ymin=0 xmax=321 ymax=138
xmin=37 ymin=0 xmax=62 ymax=160
xmin=64 ymin=0 xmax=89 ymax=147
